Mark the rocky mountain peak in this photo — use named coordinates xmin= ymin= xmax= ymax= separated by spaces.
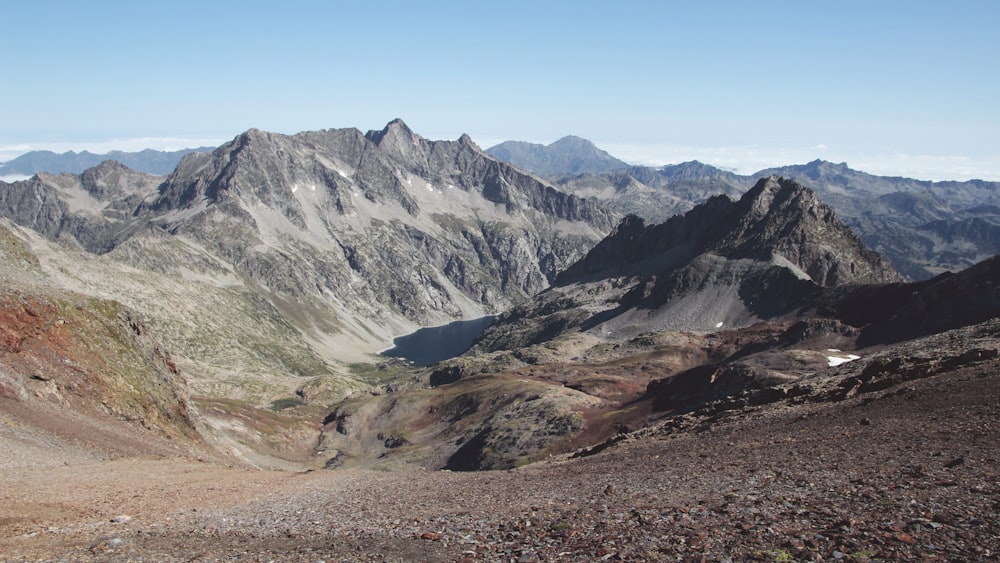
xmin=235 ymin=128 xmax=272 ymax=147
xmin=457 ymin=133 xmax=480 ymax=151
xmin=485 ymin=135 xmax=628 ymax=177
xmin=365 ymin=118 xmax=419 ymax=146
xmin=802 ymin=159 xmax=851 ymax=178
xmin=735 ymin=175 xmax=820 ymax=221
xmin=84 ymin=159 xmax=132 ymax=175
xmin=78 ymin=159 xmax=150 ymax=201
xmin=657 ymin=160 xmax=729 ymax=180
xmin=558 ymin=176 xmax=882 ymax=287
xmin=719 ymin=176 xmax=901 ymax=286
xmin=549 ymin=135 xmax=597 ymax=151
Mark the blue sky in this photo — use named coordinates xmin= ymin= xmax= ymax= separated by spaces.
xmin=1 ymin=0 xmax=998 ymax=180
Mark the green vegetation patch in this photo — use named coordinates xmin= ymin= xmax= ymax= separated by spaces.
xmin=270 ymin=397 xmax=304 ymax=410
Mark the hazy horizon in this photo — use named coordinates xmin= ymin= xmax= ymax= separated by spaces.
xmin=2 ymin=125 xmax=997 ymax=183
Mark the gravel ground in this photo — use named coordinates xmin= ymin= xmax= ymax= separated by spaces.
xmin=2 ymin=328 xmax=999 ymax=562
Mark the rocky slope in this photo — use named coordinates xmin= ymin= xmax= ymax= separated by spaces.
xmin=0 ymin=220 xmax=204 ymax=463
xmin=3 ymin=319 xmax=997 ymax=561
xmin=379 ymin=175 xmax=993 ymax=472
xmin=2 ymin=123 xmax=996 ymax=480
xmin=361 ymin=253 xmax=996 ymax=473
xmin=1 ymin=132 xmax=998 ymax=556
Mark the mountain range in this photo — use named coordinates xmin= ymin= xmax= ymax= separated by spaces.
xmin=2 ymin=121 xmax=999 ymax=560
xmin=8 ymin=136 xmax=995 ymax=283
xmin=0 ymin=120 xmax=997 ymax=475
xmin=0 ymin=120 xmax=614 ymax=409
xmin=0 ymin=147 xmax=214 ymax=177
xmin=487 ymin=136 xmax=1000 ymax=280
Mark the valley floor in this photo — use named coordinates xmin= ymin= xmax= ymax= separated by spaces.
xmin=2 ymin=351 xmax=998 ymax=562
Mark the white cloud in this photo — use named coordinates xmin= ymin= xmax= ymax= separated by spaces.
xmin=0 ymin=174 xmax=32 ymax=183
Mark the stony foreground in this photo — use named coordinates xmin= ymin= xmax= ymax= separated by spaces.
xmin=2 ymin=340 xmax=998 ymax=562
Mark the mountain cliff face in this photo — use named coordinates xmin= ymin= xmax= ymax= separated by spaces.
xmin=473 ymin=176 xmax=901 ymax=352
xmin=486 ymin=136 xmax=628 ymax=177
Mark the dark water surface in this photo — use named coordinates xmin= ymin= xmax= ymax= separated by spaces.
xmin=381 ymin=316 xmax=496 ymax=366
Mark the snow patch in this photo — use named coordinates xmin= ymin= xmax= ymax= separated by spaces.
xmin=827 ymin=354 xmax=861 ymax=367
xmin=714 ymin=321 xmax=724 ymax=328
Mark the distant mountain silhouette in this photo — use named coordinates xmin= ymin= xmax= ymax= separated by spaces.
xmin=0 ymin=147 xmax=214 ymax=176
xmin=486 ymin=136 xmax=628 ymax=177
